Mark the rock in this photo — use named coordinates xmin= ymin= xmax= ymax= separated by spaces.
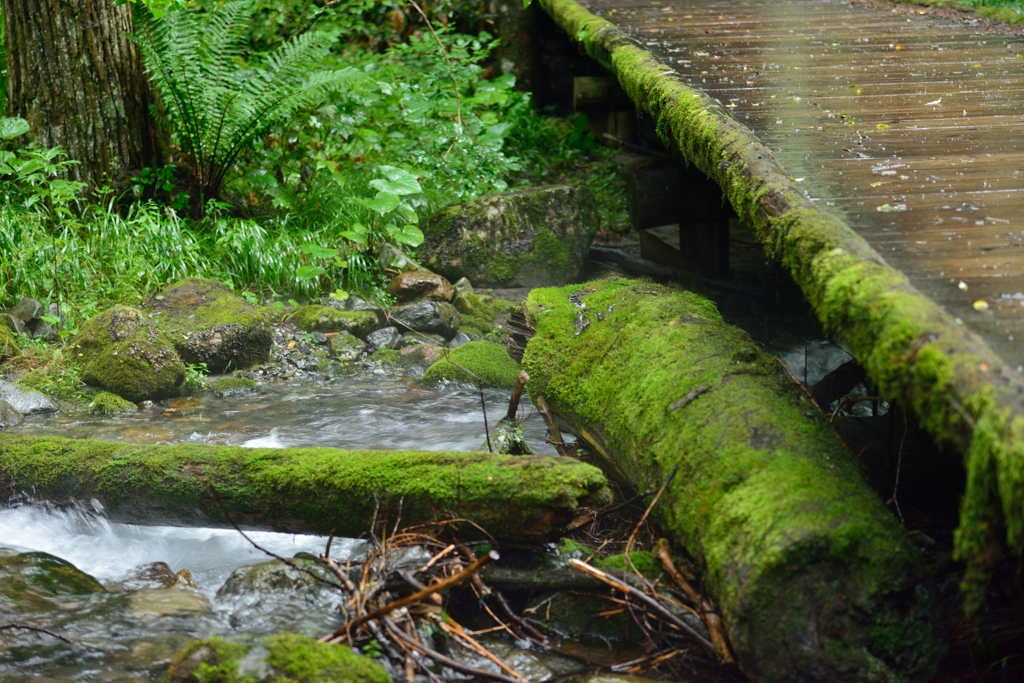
xmin=420 ymin=185 xmax=599 ymax=287
xmin=3 ymin=313 xmax=27 ymax=337
xmin=453 ymin=291 xmax=511 ymax=336
xmin=448 ymin=332 xmax=472 ymax=349
xmin=325 ymin=295 xmax=387 ymax=327
xmin=165 ymin=633 xmax=390 ymax=683
xmin=365 ymin=326 xmax=403 ymax=350
xmin=144 ymin=278 xmax=272 ymax=373
xmin=8 ymin=296 xmax=42 ymax=323
xmin=387 ymin=270 xmax=454 ymax=302
xmin=328 ymin=333 xmax=365 ymax=362
xmin=88 ymin=391 xmax=137 ymax=415
xmin=0 ymin=324 xmax=18 ymax=361
xmin=420 ymin=340 xmax=520 ymax=389
xmin=29 ymin=304 xmax=61 ymax=342
xmin=454 ymin=277 xmax=474 ymax=295
xmin=379 ymin=243 xmax=422 ymax=274
xmin=130 ymin=588 xmax=211 ymax=617
xmin=0 ymin=380 xmax=58 ymax=414
xmin=402 ymin=332 xmax=446 ymax=346
xmin=0 ymin=550 xmax=105 ymax=600
xmin=118 ymin=562 xmax=179 ymax=590
xmin=390 ymin=301 xmax=460 ymax=338
xmin=0 ymin=399 xmax=24 ymax=429
xmin=399 ymin=343 xmax=444 ymax=367
xmin=71 ymin=305 xmax=185 ymax=403
xmin=217 ymin=558 xmax=331 ymax=600
xmin=368 ymin=348 xmax=400 ymax=366
xmin=210 ymin=377 xmax=259 ymax=397
xmin=290 ymin=305 xmax=378 ymax=337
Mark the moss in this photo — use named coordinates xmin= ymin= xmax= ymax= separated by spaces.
xmin=70 ymin=305 xmax=185 ymax=403
xmin=0 ymin=433 xmax=610 ymax=542
xmin=522 ymin=279 xmax=942 ymax=680
xmin=0 ymin=323 xmax=19 ymax=361
xmin=594 ymin=551 xmax=660 ymax=577
xmin=210 ymin=377 xmax=259 ymax=397
xmin=890 ymin=0 xmax=1024 ymax=24
xmin=88 ymin=391 xmax=137 ymax=415
xmin=265 ymin=633 xmax=390 ymax=683
xmin=420 ymin=340 xmax=520 ymax=390
xmin=0 ymin=551 xmax=106 ymax=601
xmin=163 ymin=637 xmax=251 ymax=683
xmin=557 ymin=538 xmax=593 ymax=558
xmin=369 ymin=348 xmax=400 ymax=365
xmin=290 ymin=305 xmax=378 ymax=337
xmin=454 ymin=292 xmax=512 ymax=336
xmin=538 ymin=0 xmax=1024 ymax=614
xmin=144 ymin=278 xmax=273 ymax=373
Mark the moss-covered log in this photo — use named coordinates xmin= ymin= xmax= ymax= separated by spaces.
xmin=538 ymin=0 xmax=1024 ymax=608
xmin=521 ymin=279 xmax=943 ymax=682
xmin=0 ymin=434 xmax=609 ymax=542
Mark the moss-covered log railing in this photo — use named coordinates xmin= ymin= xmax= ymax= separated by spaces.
xmin=0 ymin=435 xmax=609 ymax=542
xmin=522 ymin=279 xmax=943 ymax=682
xmin=538 ymin=0 xmax=1024 ymax=605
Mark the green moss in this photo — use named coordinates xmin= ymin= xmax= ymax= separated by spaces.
xmin=88 ymin=391 xmax=137 ymax=415
xmin=0 ymin=551 xmax=105 ymax=601
xmin=594 ymin=550 xmax=660 ymax=577
xmin=420 ymin=340 xmax=520 ymax=389
xmin=369 ymin=348 xmax=400 ymax=365
xmin=144 ymin=278 xmax=273 ymax=373
xmin=454 ymin=292 xmax=512 ymax=335
xmin=290 ymin=305 xmax=378 ymax=337
xmin=210 ymin=377 xmax=259 ymax=396
xmin=557 ymin=538 xmax=593 ymax=558
xmin=265 ymin=633 xmax=390 ymax=683
xmin=522 ymin=278 xmax=942 ymax=680
xmin=71 ymin=305 xmax=185 ymax=403
xmin=163 ymin=637 xmax=252 ymax=683
xmin=538 ymin=0 xmax=1024 ymax=614
xmin=0 ymin=323 xmax=19 ymax=361
xmin=0 ymin=433 xmax=609 ymax=542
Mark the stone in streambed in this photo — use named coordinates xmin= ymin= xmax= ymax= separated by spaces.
xmin=420 ymin=185 xmax=599 ymax=288
xmin=88 ymin=391 xmax=137 ymax=415
xmin=325 ymin=294 xmax=387 ymax=327
xmin=420 ymin=340 xmax=520 ymax=390
xmin=71 ymin=305 xmax=185 ymax=403
xmin=0 ymin=380 xmax=58 ymax=414
xmin=0 ymin=550 xmax=106 ymax=600
xmin=144 ymin=278 xmax=272 ymax=373
xmin=387 ymin=270 xmax=454 ymax=302
xmin=328 ymin=333 xmax=365 ymax=362
xmin=390 ymin=301 xmax=459 ymax=338
xmin=399 ymin=343 xmax=443 ymax=367
xmin=210 ymin=377 xmax=259 ymax=397
xmin=365 ymin=326 xmax=402 ymax=351
xmin=291 ymin=305 xmax=378 ymax=337
xmin=0 ymin=399 xmax=24 ymax=429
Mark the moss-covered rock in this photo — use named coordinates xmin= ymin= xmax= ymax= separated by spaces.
xmin=71 ymin=306 xmax=185 ymax=403
xmin=291 ymin=305 xmax=379 ymax=337
xmin=144 ymin=278 xmax=272 ymax=373
xmin=0 ymin=323 xmax=19 ymax=361
xmin=523 ymin=279 xmax=943 ymax=682
xmin=0 ymin=550 xmax=105 ymax=602
xmin=369 ymin=348 xmax=400 ymax=366
xmin=454 ymin=291 xmax=513 ymax=336
xmin=328 ymin=333 xmax=365 ymax=362
xmin=165 ymin=634 xmax=391 ymax=683
xmin=88 ymin=391 xmax=137 ymax=415
xmin=210 ymin=377 xmax=259 ymax=397
xmin=420 ymin=340 xmax=520 ymax=389
xmin=420 ymin=185 xmax=599 ymax=288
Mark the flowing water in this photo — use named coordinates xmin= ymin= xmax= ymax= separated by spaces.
xmin=0 ymin=373 xmax=560 ymax=681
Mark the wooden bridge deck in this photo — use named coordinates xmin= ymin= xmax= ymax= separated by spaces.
xmin=586 ymin=0 xmax=1024 ymax=367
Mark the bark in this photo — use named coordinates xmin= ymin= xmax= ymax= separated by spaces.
xmin=3 ymin=0 xmax=159 ymax=186
xmin=0 ymin=435 xmax=610 ymax=542
xmin=520 ymin=279 xmax=944 ymax=683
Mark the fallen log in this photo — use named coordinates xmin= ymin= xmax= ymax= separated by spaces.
xmin=0 ymin=434 xmax=610 ymax=542
xmin=520 ymin=279 xmax=943 ymax=682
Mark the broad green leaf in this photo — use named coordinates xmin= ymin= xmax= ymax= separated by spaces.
xmin=358 ymin=192 xmax=401 ymax=215
xmin=371 ymin=166 xmax=421 ymax=195
xmin=393 ymin=225 xmax=424 ymax=248
xmin=299 ymin=243 xmax=338 ymax=259
xmin=296 ymin=265 xmax=327 ymax=280
xmin=0 ymin=117 xmax=30 ymax=140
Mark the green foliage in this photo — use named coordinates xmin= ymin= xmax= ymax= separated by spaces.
xmin=131 ymin=0 xmax=358 ymax=211
xmin=183 ymin=362 xmax=209 ymax=392
xmin=0 ymin=119 xmax=86 ymax=223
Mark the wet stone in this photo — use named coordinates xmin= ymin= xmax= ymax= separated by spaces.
xmin=0 ymin=380 xmax=58 ymax=414
xmin=130 ymin=587 xmax=212 ymax=617
xmin=3 ymin=312 xmax=28 ymax=336
xmin=387 ymin=270 xmax=455 ymax=302
xmin=328 ymin=333 xmax=365 ymax=362
xmin=8 ymin=296 xmax=42 ymax=324
xmin=365 ymin=326 xmax=403 ymax=350
xmin=326 ymin=295 xmax=387 ymax=327
xmin=390 ymin=301 xmax=460 ymax=338
xmin=449 ymin=332 xmax=472 ymax=349
xmin=0 ymin=398 xmax=24 ymax=429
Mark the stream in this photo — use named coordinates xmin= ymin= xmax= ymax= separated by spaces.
xmin=0 ymin=373 xmax=562 ymax=681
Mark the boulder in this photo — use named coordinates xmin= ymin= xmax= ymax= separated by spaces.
xmin=325 ymin=294 xmax=387 ymax=327
xmin=87 ymin=391 xmax=137 ymax=415
xmin=2 ymin=313 xmax=27 ymax=337
xmin=290 ymin=305 xmax=378 ymax=337
xmin=8 ymin=296 xmax=41 ymax=324
xmin=210 ymin=377 xmax=259 ymax=397
xmin=420 ymin=185 xmax=599 ymax=288
xmin=144 ymin=278 xmax=272 ymax=373
xmin=387 ymin=270 xmax=455 ymax=302
xmin=71 ymin=305 xmax=185 ymax=403
xmin=29 ymin=303 xmax=63 ymax=342
xmin=399 ymin=343 xmax=444 ymax=367
xmin=454 ymin=291 xmax=511 ymax=336
xmin=390 ymin=301 xmax=460 ymax=338
xmin=0 ymin=550 xmax=106 ymax=600
xmin=328 ymin=333 xmax=366 ymax=362
xmin=365 ymin=326 xmax=402 ymax=350
xmin=0 ymin=380 xmax=58 ymax=414
xmin=0 ymin=399 xmax=24 ymax=429
xmin=379 ymin=244 xmax=423 ymax=274
xmin=420 ymin=340 xmax=520 ymax=390
xmin=448 ymin=332 xmax=472 ymax=349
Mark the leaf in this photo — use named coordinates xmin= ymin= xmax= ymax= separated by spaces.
xmin=299 ymin=243 xmax=338 ymax=259
xmin=296 ymin=265 xmax=327 ymax=280
xmin=0 ymin=117 xmax=29 ymax=140
xmin=358 ymin=192 xmax=401 ymax=215
xmin=329 ymin=289 xmax=350 ymax=302
xmin=391 ymin=225 xmax=424 ymax=248
xmin=371 ymin=166 xmax=421 ymax=195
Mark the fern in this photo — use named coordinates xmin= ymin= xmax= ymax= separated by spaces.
xmin=131 ymin=1 xmax=358 ymax=215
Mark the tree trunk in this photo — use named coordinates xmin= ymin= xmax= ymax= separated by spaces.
xmin=520 ymin=279 xmax=944 ymax=683
xmin=0 ymin=435 xmax=610 ymax=542
xmin=3 ymin=0 xmax=158 ymax=187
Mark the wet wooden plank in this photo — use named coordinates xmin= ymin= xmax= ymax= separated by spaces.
xmin=589 ymin=0 xmax=1024 ymax=367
